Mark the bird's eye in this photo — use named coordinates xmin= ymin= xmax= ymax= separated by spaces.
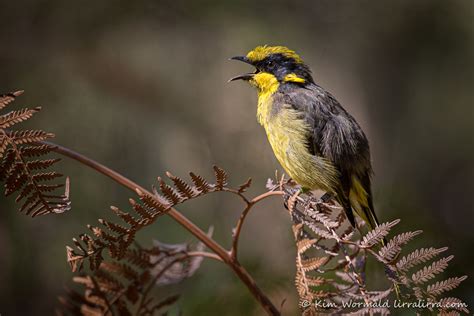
xmin=266 ymin=60 xmax=275 ymax=68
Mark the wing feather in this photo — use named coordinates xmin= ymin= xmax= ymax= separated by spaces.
xmin=278 ymin=83 xmax=379 ymax=228
xmin=280 ymin=84 xmax=372 ymax=177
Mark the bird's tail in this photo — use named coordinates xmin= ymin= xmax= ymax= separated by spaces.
xmin=350 ymin=176 xmax=402 ymax=298
xmin=362 ymin=194 xmax=380 ymax=232
xmin=347 ymin=175 xmax=387 ymax=244
xmin=335 ymin=174 xmax=403 ymax=298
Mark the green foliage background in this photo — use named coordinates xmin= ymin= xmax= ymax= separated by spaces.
xmin=0 ymin=0 xmax=472 ymax=315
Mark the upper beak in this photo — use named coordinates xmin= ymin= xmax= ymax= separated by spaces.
xmin=229 ymin=55 xmax=255 ymax=82
xmin=230 ymin=56 xmax=252 ymax=64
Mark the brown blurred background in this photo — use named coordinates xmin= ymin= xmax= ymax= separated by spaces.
xmin=0 ymin=0 xmax=473 ymax=315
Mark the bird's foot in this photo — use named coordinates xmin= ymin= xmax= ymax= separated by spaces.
xmin=319 ymin=192 xmax=333 ymax=203
xmin=299 ymin=187 xmax=311 ymax=194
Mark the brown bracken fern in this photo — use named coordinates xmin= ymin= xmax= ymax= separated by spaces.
xmin=66 ymin=166 xmax=234 ymax=273
xmin=275 ymin=180 xmax=469 ymax=315
xmin=58 ymin=237 xmax=209 ymax=316
xmin=0 ymin=90 xmax=70 ymax=216
xmin=52 ymin=140 xmax=281 ymax=315
xmin=61 ymin=164 xmax=282 ymax=315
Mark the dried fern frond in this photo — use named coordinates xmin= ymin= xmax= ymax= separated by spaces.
xmin=410 ymin=255 xmax=454 ymax=284
xmin=0 ymin=90 xmax=70 ymax=216
xmin=58 ymin=238 xmax=207 ymax=316
xmin=67 ymin=166 xmax=249 ymax=272
xmin=280 ymin=181 xmax=469 ymax=315
xmin=377 ymin=230 xmax=423 ymax=263
xmin=396 ymin=247 xmax=448 ymax=272
xmin=360 ymin=219 xmax=399 ymax=248
xmin=427 ymin=276 xmax=468 ymax=297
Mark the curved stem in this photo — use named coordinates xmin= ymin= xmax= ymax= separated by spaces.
xmin=187 ymin=251 xmax=223 ymax=262
xmin=45 ymin=141 xmax=280 ymax=316
xmin=252 ymin=191 xmax=285 ymax=204
xmin=230 ymin=191 xmax=283 ymax=261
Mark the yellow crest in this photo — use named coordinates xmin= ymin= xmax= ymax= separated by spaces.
xmin=246 ymin=45 xmax=303 ymax=64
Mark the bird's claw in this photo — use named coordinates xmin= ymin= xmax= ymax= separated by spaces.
xmin=319 ymin=192 xmax=333 ymax=203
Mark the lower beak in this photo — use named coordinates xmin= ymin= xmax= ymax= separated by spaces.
xmin=229 ymin=55 xmax=255 ymax=82
xmin=228 ymin=73 xmax=254 ymax=82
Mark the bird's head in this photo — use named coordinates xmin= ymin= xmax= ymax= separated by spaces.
xmin=229 ymin=45 xmax=313 ymax=92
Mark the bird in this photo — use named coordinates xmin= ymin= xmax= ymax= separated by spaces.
xmin=229 ymin=45 xmax=381 ymax=231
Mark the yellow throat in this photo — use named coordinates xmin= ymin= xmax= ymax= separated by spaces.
xmin=250 ymin=72 xmax=307 ymax=126
xmin=250 ymin=73 xmax=280 ymax=126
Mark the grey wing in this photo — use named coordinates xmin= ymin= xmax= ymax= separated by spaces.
xmin=281 ymin=84 xmax=372 ymax=177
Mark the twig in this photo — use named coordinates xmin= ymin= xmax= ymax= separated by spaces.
xmin=187 ymin=251 xmax=223 ymax=262
xmin=230 ymin=190 xmax=284 ymax=261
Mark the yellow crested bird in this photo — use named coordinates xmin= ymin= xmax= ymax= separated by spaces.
xmin=230 ymin=45 xmax=381 ymax=230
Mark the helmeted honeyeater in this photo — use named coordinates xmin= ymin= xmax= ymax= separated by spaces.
xmin=230 ymin=45 xmax=381 ymax=230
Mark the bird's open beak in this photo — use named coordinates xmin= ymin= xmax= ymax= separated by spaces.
xmin=229 ymin=56 xmax=256 ymax=82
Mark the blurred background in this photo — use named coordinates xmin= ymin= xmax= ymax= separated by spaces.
xmin=0 ymin=0 xmax=472 ymax=315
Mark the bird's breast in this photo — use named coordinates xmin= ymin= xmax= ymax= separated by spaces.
xmin=257 ymin=95 xmax=338 ymax=191
xmin=263 ymin=104 xmax=319 ymax=188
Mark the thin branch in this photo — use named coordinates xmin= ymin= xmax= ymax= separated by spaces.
xmin=187 ymin=251 xmax=223 ymax=262
xmin=230 ymin=190 xmax=284 ymax=261
xmin=44 ymin=141 xmax=280 ymax=316
xmin=222 ymin=187 xmax=251 ymax=204
xmin=252 ymin=190 xmax=285 ymax=204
